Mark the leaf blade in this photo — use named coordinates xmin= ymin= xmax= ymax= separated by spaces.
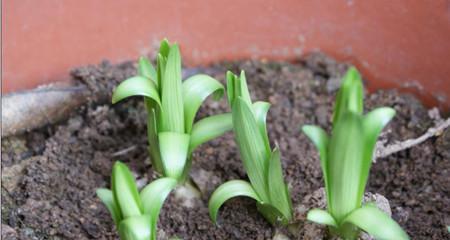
xmin=111 ymin=76 xmax=161 ymax=107
xmin=301 ymin=125 xmax=330 ymax=205
xmin=182 ymin=74 xmax=224 ymax=133
xmin=158 ymin=132 xmax=190 ymax=179
xmin=140 ymin=177 xmax=177 ymax=240
xmin=328 ymin=112 xmax=364 ymax=222
xmin=118 ymin=214 xmax=152 ymax=240
xmin=161 ymin=44 xmax=184 ymax=133
xmin=257 ymin=202 xmax=290 ymax=226
xmin=226 ymin=71 xmax=235 ymax=107
xmin=252 ymin=101 xmax=271 ymax=153
xmin=138 ymin=56 xmax=157 ymax=85
xmin=208 ymin=180 xmax=261 ymax=224
xmin=232 ymin=98 xmax=270 ymax=202
xmin=267 ymin=147 xmax=292 ymax=221
xmin=333 ymin=67 xmax=363 ymax=126
xmin=145 ymin=106 xmax=164 ymax=174
xmin=342 ymin=205 xmax=409 ymax=240
xmin=307 ymin=208 xmax=338 ymax=227
xmin=96 ymin=188 xmax=122 ymax=225
xmin=189 ymin=113 xmax=233 ymax=153
xmin=238 ymin=71 xmax=252 ymax=105
xmin=358 ymin=107 xmax=395 ymax=201
xmin=112 ymin=161 xmax=143 ymax=218
xmin=159 ymin=39 xmax=171 ymax=58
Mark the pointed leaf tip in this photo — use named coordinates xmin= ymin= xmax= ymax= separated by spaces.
xmin=161 ymin=43 xmax=184 ymax=133
xmin=112 ymin=161 xmax=143 ymax=218
xmin=138 ymin=56 xmax=157 ymax=84
xmin=333 ymin=67 xmax=363 ymax=124
xmin=96 ymin=188 xmax=122 ymax=225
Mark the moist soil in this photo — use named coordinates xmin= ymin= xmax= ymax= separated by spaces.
xmin=2 ymin=53 xmax=449 ymax=240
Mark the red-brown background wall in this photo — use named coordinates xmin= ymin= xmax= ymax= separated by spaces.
xmin=3 ymin=0 xmax=450 ymax=109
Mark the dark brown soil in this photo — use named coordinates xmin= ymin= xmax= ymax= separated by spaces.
xmin=2 ymin=54 xmax=449 ymax=240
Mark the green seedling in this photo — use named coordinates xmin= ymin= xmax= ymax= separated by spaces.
xmin=112 ymin=39 xmax=232 ymax=181
xmin=208 ymin=71 xmax=293 ymax=226
xmin=97 ymin=162 xmax=177 ymax=240
xmin=301 ymin=67 xmax=409 ymax=239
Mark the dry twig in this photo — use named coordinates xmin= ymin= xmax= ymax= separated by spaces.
xmin=375 ymin=109 xmax=449 ymax=160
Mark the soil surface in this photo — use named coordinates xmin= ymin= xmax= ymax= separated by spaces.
xmin=2 ymin=53 xmax=449 ymax=240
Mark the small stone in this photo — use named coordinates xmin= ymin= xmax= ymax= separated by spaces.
xmin=173 ymin=184 xmax=201 ymax=208
xmin=272 ymin=231 xmax=290 ymax=240
xmin=190 ymin=168 xmax=221 ymax=195
xmin=363 ymin=192 xmax=391 ymax=216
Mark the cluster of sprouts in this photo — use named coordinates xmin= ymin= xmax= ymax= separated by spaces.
xmin=97 ymin=39 xmax=409 ymax=240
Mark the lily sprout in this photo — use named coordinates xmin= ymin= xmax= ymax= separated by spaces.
xmin=208 ymin=71 xmax=293 ymax=226
xmin=112 ymin=39 xmax=232 ymax=181
xmin=302 ymin=67 xmax=409 ymax=240
xmin=97 ymin=162 xmax=177 ymax=240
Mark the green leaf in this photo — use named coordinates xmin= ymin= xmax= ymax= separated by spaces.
xmin=140 ymin=177 xmax=177 ymax=240
xmin=257 ymin=202 xmax=289 ymax=226
xmin=342 ymin=205 xmax=409 ymax=240
xmin=328 ymin=112 xmax=364 ymax=222
xmin=252 ymin=101 xmax=271 ymax=153
xmin=161 ymin=44 xmax=185 ymax=133
xmin=357 ymin=107 xmax=395 ymax=201
xmin=159 ymin=39 xmax=171 ymax=58
xmin=306 ymin=208 xmax=338 ymax=228
xmin=301 ymin=125 xmax=330 ymax=205
xmin=96 ymin=188 xmax=122 ymax=225
xmin=267 ymin=147 xmax=292 ymax=221
xmin=226 ymin=71 xmax=236 ymax=107
xmin=140 ymin=177 xmax=177 ymax=214
xmin=145 ymin=106 xmax=164 ymax=174
xmin=333 ymin=67 xmax=363 ymax=126
xmin=118 ymin=214 xmax=152 ymax=240
xmin=189 ymin=113 xmax=232 ymax=153
xmin=138 ymin=56 xmax=157 ymax=85
xmin=156 ymin=53 xmax=166 ymax=94
xmin=182 ymin=74 xmax=224 ymax=133
xmin=238 ymin=70 xmax=252 ymax=106
xmin=233 ymin=97 xmax=270 ymax=202
xmin=226 ymin=70 xmax=252 ymax=108
xmin=158 ymin=132 xmax=190 ymax=179
xmin=112 ymin=162 xmax=143 ymax=218
xmin=208 ymin=180 xmax=261 ymax=224
xmin=111 ymin=76 xmax=161 ymax=107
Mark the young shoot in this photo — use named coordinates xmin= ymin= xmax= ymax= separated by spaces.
xmin=96 ymin=161 xmax=177 ymax=240
xmin=301 ymin=67 xmax=409 ymax=240
xmin=112 ymin=39 xmax=232 ymax=181
xmin=208 ymin=71 xmax=293 ymax=226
